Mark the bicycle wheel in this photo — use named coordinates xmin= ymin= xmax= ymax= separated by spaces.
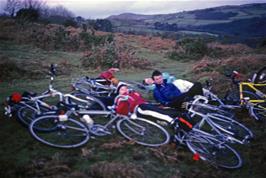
xmin=17 ymin=104 xmax=50 ymax=127
xmin=254 ymin=66 xmax=266 ymax=84
xmin=186 ymin=131 xmax=242 ymax=169
xmin=224 ymin=90 xmax=261 ymax=105
xmin=67 ymin=92 xmax=106 ymax=110
xmin=74 ymin=79 xmax=113 ymax=97
xmin=73 ymin=78 xmax=93 ymax=93
xmin=250 ymin=102 xmax=266 ymax=122
xmin=29 ymin=114 xmax=90 ymax=148
xmin=208 ymin=113 xmax=253 ymax=143
xmin=117 ymin=117 xmax=170 ymax=147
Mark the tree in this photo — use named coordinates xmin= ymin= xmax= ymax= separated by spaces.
xmin=4 ymin=0 xmax=46 ymax=17
xmin=48 ymin=5 xmax=74 ymax=18
xmin=94 ymin=19 xmax=113 ymax=32
xmin=63 ymin=19 xmax=78 ymax=27
xmin=21 ymin=0 xmax=46 ymax=10
xmin=16 ymin=7 xmax=40 ymax=22
xmin=4 ymin=0 xmax=22 ymax=17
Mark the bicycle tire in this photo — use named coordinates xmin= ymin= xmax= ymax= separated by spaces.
xmin=208 ymin=113 xmax=253 ymax=143
xmin=224 ymin=90 xmax=261 ymax=105
xmin=74 ymin=78 xmax=114 ymax=97
xmin=117 ymin=117 xmax=170 ymax=147
xmin=29 ymin=114 xmax=90 ymax=148
xmin=254 ymin=66 xmax=266 ymax=84
xmin=17 ymin=103 xmax=51 ymax=127
xmin=250 ymin=102 xmax=266 ymax=122
xmin=74 ymin=81 xmax=108 ymax=97
xmin=67 ymin=92 xmax=106 ymax=111
xmin=73 ymin=79 xmax=93 ymax=93
xmin=186 ymin=130 xmax=242 ymax=169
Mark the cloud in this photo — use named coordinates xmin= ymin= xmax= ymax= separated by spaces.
xmin=1 ymin=0 xmax=265 ymax=18
xmin=59 ymin=0 xmax=266 ymax=18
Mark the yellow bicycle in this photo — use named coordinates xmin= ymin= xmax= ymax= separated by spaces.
xmin=224 ymin=69 xmax=266 ymax=122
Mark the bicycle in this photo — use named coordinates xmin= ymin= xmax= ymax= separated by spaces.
xmin=28 ymin=93 xmax=243 ymax=168
xmin=29 ymin=98 xmax=170 ymax=148
xmin=4 ymin=64 xmax=105 ymax=128
xmin=72 ymin=75 xmax=151 ymax=99
xmin=186 ymin=95 xmax=253 ymax=144
xmin=173 ymin=117 xmax=242 ymax=169
xmin=223 ymin=70 xmax=266 ymax=122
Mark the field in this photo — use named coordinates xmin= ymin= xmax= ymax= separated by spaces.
xmin=1 ymin=23 xmax=266 ymax=178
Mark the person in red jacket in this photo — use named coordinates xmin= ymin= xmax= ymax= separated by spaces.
xmin=115 ymin=83 xmax=146 ymax=115
xmin=98 ymin=68 xmax=120 ymax=85
xmin=115 ymin=83 xmax=181 ymax=124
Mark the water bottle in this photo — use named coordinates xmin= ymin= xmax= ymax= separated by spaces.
xmin=81 ymin=115 xmax=94 ymax=128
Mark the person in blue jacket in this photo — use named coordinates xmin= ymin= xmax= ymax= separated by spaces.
xmin=151 ymin=70 xmax=203 ymax=109
xmin=143 ymin=72 xmax=176 ymax=91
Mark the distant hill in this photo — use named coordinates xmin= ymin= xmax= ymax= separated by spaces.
xmin=108 ymin=13 xmax=152 ymax=21
xmin=107 ymin=3 xmax=266 ymax=45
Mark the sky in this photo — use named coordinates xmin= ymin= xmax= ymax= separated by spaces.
xmin=1 ymin=0 xmax=266 ymax=19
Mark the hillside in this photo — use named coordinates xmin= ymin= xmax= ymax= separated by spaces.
xmin=108 ymin=3 xmax=266 ymax=45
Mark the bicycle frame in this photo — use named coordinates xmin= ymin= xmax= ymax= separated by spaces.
xmin=239 ymin=82 xmax=266 ymax=105
xmin=187 ymin=96 xmax=250 ymax=144
xmin=54 ymin=104 xmax=149 ymax=138
xmin=174 ymin=127 xmax=227 ymax=146
xmin=57 ymin=93 xmax=151 ymax=137
xmin=4 ymin=66 xmax=94 ymax=118
xmin=20 ymin=89 xmax=91 ymax=113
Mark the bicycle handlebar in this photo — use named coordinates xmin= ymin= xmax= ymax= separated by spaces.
xmin=225 ymin=70 xmax=241 ymax=85
xmin=50 ymin=64 xmax=57 ymax=76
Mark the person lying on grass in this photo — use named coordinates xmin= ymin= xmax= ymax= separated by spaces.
xmin=115 ymin=83 xmax=185 ymax=125
xmin=150 ymin=70 xmax=204 ymax=109
xmin=143 ymin=71 xmax=196 ymax=93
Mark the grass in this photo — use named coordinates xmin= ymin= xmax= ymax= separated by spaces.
xmin=0 ymin=41 xmax=78 ymax=63
xmin=0 ymin=40 xmax=266 ymax=178
xmin=133 ymin=47 xmax=194 ymax=79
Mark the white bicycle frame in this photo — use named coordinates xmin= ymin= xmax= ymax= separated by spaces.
xmin=187 ymin=96 xmax=249 ymax=144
